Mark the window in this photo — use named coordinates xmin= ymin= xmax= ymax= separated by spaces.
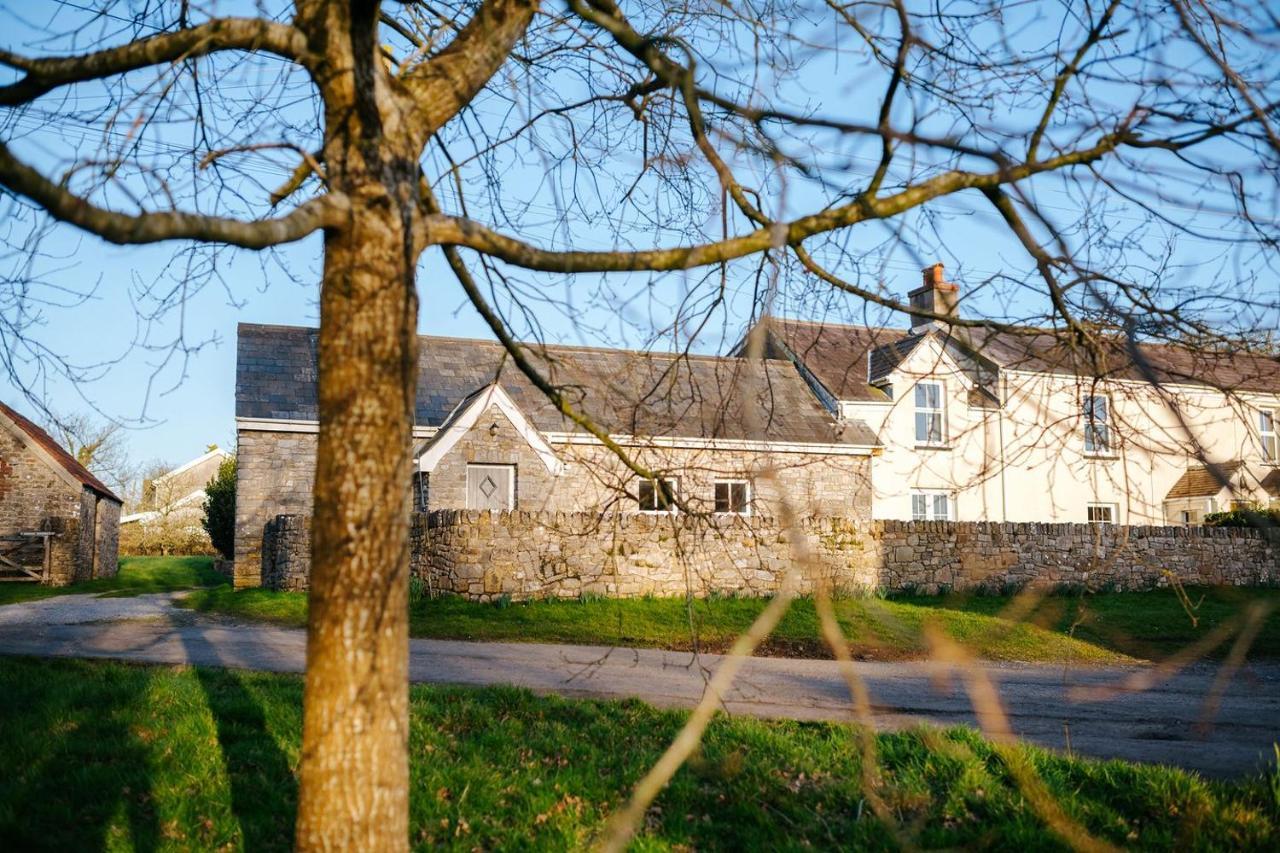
xmin=910 ymin=490 xmax=952 ymax=521
xmin=466 ymin=464 xmax=515 ymax=511
xmin=1083 ymin=394 xmax=1111 ymax=455
xmin=914 ymin=382 xmax=945 ymax=445
xmin=1087 ymin=503 xmax=1116 ymax=524
xmin=412 ymin=471 xmax=429 ymax=512
xmin=1180 ymin=510 xmax=1192 ymax=525
xmin=714 ymin=480 xmax=751 ymax=515
xmin=1260 ymin=409 xmax=1277 ymax=463
xmin=637 ymin=477 xmax=679 ymax=513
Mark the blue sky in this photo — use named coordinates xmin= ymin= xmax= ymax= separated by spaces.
xmin=1 ymin=1 xmax=1276 ymax=471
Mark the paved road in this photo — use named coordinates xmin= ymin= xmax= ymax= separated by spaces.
xmin=0 ymin=592 xmax=1277 ymax=778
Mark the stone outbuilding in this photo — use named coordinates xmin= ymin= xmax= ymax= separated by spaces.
xmin=234 ymin=323 xmax=880 ymax=587
xmin=0 ymin=401 xmax=122 ymax=584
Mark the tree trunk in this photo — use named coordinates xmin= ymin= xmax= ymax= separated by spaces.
xmin=295 ymin=185 xmax=419 ymax=849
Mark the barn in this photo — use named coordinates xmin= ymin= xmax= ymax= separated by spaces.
xmin=0 ymin=402 xmax=122 ymax=585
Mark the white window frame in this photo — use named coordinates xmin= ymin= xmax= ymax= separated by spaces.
xmin=1082 ymin=393 xmax=1111 ymax=456
xmin=713 ymin=480 xmax=752 ymax=516
xmin=910 ymin=490 xmax=952 ymax=521
xmin=637 ymin=477 xmax=680 ymax=514
xmin=913 ymin=381 xmax=946 ymax=447
xmin=1087 ymin=502 xmax=1117 ymax=524
xmin=1259 ymin=409 xmax=1277 ymax=464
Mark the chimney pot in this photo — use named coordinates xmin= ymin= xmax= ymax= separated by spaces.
xmin=908 ymin=262 xmax=959 ymax=332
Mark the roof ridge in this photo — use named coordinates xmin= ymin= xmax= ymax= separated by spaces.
xmin=240 ymin=322 xmax=796 ymax=365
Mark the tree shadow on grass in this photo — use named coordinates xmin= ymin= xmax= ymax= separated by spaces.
xmin=181 ymin=631 xmax=299 ymax=851
xmin=0 ymin=655 xmax=162 ymax=851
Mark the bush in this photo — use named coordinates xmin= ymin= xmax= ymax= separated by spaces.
xmin=120 ymin=511 xmax=216 ymax=556
xmin=1203 ymin=507 xmax=1280 ymax=528
xmin=202 ymin=456 xmax=236 ymax=560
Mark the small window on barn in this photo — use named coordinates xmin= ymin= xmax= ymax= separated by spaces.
xmin=714 ymin=480 xmax=751 ymax=515
xmin=637 ymin=477 xmax=678 ymax=514
xmin=412 ymin=472 xmax=429 ymax=512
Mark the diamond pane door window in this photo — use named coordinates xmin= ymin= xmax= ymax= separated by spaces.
xmin=466 ymin=464 xmax=514 ymax=511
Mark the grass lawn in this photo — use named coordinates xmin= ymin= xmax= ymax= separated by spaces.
xmin=181 ymin=583 xmax=1280 ymax=665
xmin=0 ymin=555 xmax=226 ymax=607
xmin=0 ymin=657 xmax=1274 ymax=851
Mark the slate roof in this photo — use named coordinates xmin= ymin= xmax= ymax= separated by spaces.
xmin=1164 ymin=460 xmax=1245 ymax=500
xmin=0 ymin=401 xmax=121 ymax=502
xmin=763 ymin=318 xmax=1280 ymax=401
xmin=867 ymin=334 xmax=929 ymax=383
xmin=760 ymin=321 xmax=908 ymax=401
xmin=236 ymin=324 xmax=876 ymax=447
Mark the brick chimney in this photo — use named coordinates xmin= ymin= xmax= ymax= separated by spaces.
xmin=908 ymin=263 xmax=959 ymax=332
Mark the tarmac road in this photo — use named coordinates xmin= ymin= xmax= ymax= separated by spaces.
xmin=0 ymin=591 xmax=1276 ymax=778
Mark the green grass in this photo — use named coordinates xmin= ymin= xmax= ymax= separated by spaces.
xmin=0 ymin=656 xmax=1274 ymax=851
xmin=0 ymin=555 xmax=226 ymax=606
xmin=899 ymin=585 xmax=1280 ymax=662
xmin=181 ymin=584 xmax=1280 ymax=665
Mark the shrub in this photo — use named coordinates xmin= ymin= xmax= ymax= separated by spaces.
xmin=409 ymin=574 xmax=428 ymax=604
xmin=119 ymin=511 xmax=216 ymax=556
xmin=1203 ymin=507 xmax=1280 ymax=528
xmin=202 ymin=456 xmax=236 ymax=560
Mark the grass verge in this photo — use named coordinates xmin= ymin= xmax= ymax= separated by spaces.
xmin=181 ymin=584 xmax=1280 ymax=664
xmin=0 ymin=656 xmax=1274 ymax=851
xmin=0 ymin=555 xmax=225 ymax=607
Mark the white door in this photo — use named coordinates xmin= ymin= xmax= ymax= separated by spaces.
xmin=466 ymin=464 xmax=514 ymax=511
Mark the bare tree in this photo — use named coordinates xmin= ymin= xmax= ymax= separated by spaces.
xmin=44 ymin=409 xmax=135 ymax=496
xmin=2 ymin=0 xmax=1278 ymax=848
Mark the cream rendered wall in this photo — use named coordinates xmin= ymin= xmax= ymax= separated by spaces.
xmin=843 ymin=337 xmax=1006 ymax=522
xmin=841 ymin=339 xmax=1279 ymax=524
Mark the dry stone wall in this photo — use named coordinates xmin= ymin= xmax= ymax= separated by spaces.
xmin=260 ymin=512 xmax=1278 ymax=598
xmin=235 ymin=422 xmax=872 ymax=588
xmin=234 ymin=430 xmax=317 ymax=587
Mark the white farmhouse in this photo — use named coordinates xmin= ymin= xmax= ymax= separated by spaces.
xmin=753 ymin=264 xmax=1280 ymax=525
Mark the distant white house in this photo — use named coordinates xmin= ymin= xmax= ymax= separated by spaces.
xmin=121 ymin=446 xmax=231 ymax=526
xmin=751 ymin=264 xmax=1280 ymax=525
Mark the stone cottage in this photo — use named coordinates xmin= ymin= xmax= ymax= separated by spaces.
xmin=0 ymin=401 xmax=122 ymax=584
xmin=234 ymin=323 xmax=879 ymax=587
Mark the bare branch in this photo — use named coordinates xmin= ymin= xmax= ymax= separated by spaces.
xmin=1027 ymin=0 xmax=1123 ymax=162
xmin=425 ymin=135 xmax=1126 ymax=271
xmin=0 ymin=17 xmax=309 ymax=106
xmin=404 ymin=0 xmax=540 ymax=132
xmin=0 ymin=143 xmax=346 ymax=248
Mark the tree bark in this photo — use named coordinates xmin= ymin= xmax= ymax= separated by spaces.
xmin=295 ymin=192 xmax=419 ymax=850
xmin=293 ymin=3 xmax=423 ymax=849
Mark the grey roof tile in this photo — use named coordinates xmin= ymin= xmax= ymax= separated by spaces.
xmin=762 ymin=318 xmax=1280 ymax=400
xmin=237 ymin=324 xmax=874 ymax=446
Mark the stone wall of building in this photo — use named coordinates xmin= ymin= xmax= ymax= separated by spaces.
xmin=259 ymin=512 xmax=1279 ymax=597
xmin=261 ymin=514 xmax=312 ymax=591
xmin=234 ymin=430 xmax=317 ymax=587
xmin=236 ymin=422 xmax=873 ymax=586
xmin=93 ymin=497 xmax=120 ymax=579
xmin=0 ymin=421 xmax=109 ymax=585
